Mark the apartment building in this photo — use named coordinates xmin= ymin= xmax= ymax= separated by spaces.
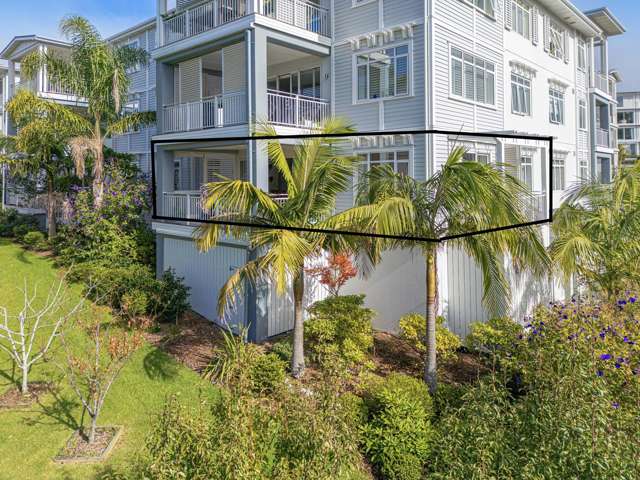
xmin=617 ymin=91 xmax=640 ymax=162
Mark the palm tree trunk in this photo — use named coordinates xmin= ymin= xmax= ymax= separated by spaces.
xmin=92 ymin=121 xmax=104 ymax=208
xmin=291 ymin=269 xmax=305 ymax=378
xmin=46 ymin=174 xmax=56 ymax=240
xmin=424 ymin=250 xmax=438 ymax=394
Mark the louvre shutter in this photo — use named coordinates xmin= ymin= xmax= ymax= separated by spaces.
xmin=564 ymin=31 xmax=570 ymax=64
xmin=504 ymin=0 xmax=512 ymax=30
xmin=543 ymin=15 xmax=550 ymax=52
xmin=206 ymin=156 xmax=235 ymax=182
xmin=179 ymin=57 xmax=202 ymax=103
xmin=174 ymin=65 xmax=180 ymax=103
xmin=531 ymin=7 xmax=539 ymax=45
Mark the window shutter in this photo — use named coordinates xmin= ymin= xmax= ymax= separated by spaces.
xmin=564 ymin=31 xmax=570 ymax=64
xmin=531 ymin=7 xmax=539 ymax=45
xmin=543 ymin=15 xmax=550 ymax=52
xmin=206 ymin=157 xmax=235 ymax=182
xmin=174 ymin=65 xmax=180 ymax=103
xmin=504 ymin=0 xmax=512 ymax=30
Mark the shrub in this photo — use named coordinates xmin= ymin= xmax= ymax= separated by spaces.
xmin=121 ymin=289 xmax=150 ymax=320
xmin=269 ymin=338 xmax=293 ymax=365
xmin=399 ymin=314 xmax=461 ymax=364
xmin=0 ymin=209 xmax=39 ymax=238
xmin=465 ymin=317 xmax=522 ymax=355
xmin=22 ymin=231 xmax=45 ymax=249
xmin=361 ymin=373 xmax=434 ymax=480
xmin=249 ymin=353 xmax=286 ymax=394
xmin=34 ymin=240 xmax=50 ymax=252
xmin=150 ymin=269 xmax=191 ymax=323
xmin=12 ymin=223 xmax=31 ymax=240
xmin=305 ymin=294 xmax=374 ymax=370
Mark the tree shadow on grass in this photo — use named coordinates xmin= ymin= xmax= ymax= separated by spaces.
xmin=143 ymin=347 xmax=179 ymax=381
xmin=23 ymin=384 xmax=82 ymax=431
xmin=15 ymin=249 xmax=32 ymax=264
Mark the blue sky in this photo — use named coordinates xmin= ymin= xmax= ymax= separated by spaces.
xmin=1 ymin=0 xmax=638 ymax=90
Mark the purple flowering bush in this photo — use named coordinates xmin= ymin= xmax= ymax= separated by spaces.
xmin=428 ymin=298 xmax=640 ymax=479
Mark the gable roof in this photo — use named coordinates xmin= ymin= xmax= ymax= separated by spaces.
xmin=0 ymin=35 xmax=71 ymax=61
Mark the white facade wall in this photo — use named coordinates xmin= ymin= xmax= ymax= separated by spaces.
xmin=617 ymin=91 xmax=640 ymax=157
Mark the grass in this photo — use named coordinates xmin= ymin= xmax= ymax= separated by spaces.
xmin=0 ymin=239 xmax=217 ymax=479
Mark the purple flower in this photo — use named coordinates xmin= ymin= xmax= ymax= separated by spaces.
xmin=597 ymin=370 xmax=604 ymax=377
xmin=615 ymin=363 xmax=622 ymax=369
xmin=600 ymin=354 xmax=612 ymax=361
xmin=612 ymin=402 xmax=620 ymax=409
xmin=630 ymin=297 xmax=637 ymax=304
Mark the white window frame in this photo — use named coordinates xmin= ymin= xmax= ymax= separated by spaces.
xmin=578 ymin=99 xmax=587 ymax=130
xmin=463 ymin=0 xmax=496 ymax=18
xmin=123 ymin=39 xmax=141 ymax=74
xmin=549 ymin=21 xmax=564 ymax=60
xmin=519 ymin=153 xmax=533 ymax=189
xmin=619 ymin=128 xmax=635 ymax=141
xmin=579 ymin=157 xmax=589 ymax=181
xmin=268 ymin=67 xmax=322 ymax=98
xmin=549 ymin=88 xmax=565 ymax=125
xmin=618 ymin=111 xmax=634 ymax=124
xmin=512 ymin=0 xmax=531 ymax=40
xmin=511 ymin=73 xmax=531 ymax=116
xmin=357 ymin=149 xmax=413 ymax=177
xmin=552 ymin=155 xmax=566 ymax=191
xmin=353 ymin=43 xmax=412 ymax=104
xmin=463 ymin=151 xmax=490 ymax=164
xmin=577 ymin=39 xmax=586 ymax=71
xmin=450 ymin=46 xmax=496 ymax=108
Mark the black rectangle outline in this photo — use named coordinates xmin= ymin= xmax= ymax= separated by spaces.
xmin=150 ymin=129 xmax=554 ymax=243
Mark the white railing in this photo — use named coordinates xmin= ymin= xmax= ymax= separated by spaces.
xmin=596 ymin=128 xmax=610 ymax=148
xmin=594 ymin=73 xmax=615 ymax=97
xmin=261 ymin=0 xmax=330 ymax=37
xmin=162 ymin=190 xmax=288 ymax=219
xmin=267 ymin=90 xmax=329 ymax=128
xmin=270 ymin=194 xmax=288 ymax=206
xmin=44 ymin=78 xmax=76 ymax=96
xmin=524 ymin=191 xmax=547 ymax=221
xmin=162 ymin=91 xmax=247 ymax=133
xmin=163 ymin=0 xmax=247 ymax=45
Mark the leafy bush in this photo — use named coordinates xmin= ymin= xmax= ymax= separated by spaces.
xmin=249 ymin=353 xmax=286 ymax=395
xmin=270 ymin=338 xmax=293 ymax=365
xmin=399 ymin=313 xmax=461 ymax=364
xmin=22 ymin=231 xmax=45 ymax=249
xmin=12 ymin=223 xmax=31 ymax=240
xmin=151 ymin=268 xmax=191 ymax=323
xmin=0 ymin=209 xmax=39 ymax=238
xmin=305 ymin=294 xmax=374 ymax=369
xmin=361 ymin=373 xmax=434 ymax=480
xmin=465 ymin=317 xmax=522 ymax=355
xmin=121 ymin=289 xmax=149 ymax=321
xmin=427 ymin=299 xmax=640 ymax=479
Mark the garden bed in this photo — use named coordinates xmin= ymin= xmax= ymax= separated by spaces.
xmin=0 ymin=381 xmax=50 ymax=410
xmin=53 ymin=426 xmax=123 ymax=464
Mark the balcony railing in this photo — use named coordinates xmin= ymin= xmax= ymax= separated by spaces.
xmin=163 ymin=0 xmax=247 ymax=45
xmin=269 ymin=194 xmax=288 ymax=206
xmin=161 ymin=190 xmax=287 ymax=220
xmin=594 ymin=73 xmax=616 ymax=97
xmin=267 ymin=90 xmax=329 ymax=128
xmin=261 ymin=0 xmax=330 ymax=37
xmin=525 ymin=192 xmax=548 ymax=221
xmin=596 ymin=128 xmax=611 ymax=148
xmin=43 ymin=78 xmax=77 ymax=96
xmin=162 ymin=91 xmax=247 ymax=133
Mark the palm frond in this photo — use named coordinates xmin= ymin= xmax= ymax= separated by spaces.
xmin=106 ymin=112 xmax=156 ymax=136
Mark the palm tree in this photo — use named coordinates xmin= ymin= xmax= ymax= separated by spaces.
xmin=551 ymin=164 xmax=640 ymax=301
xmin=196 ymin=119 xmax=402 ymax=377
xmin=357 ymin=147 xmax=550 ymax=393
xmin=20 ymin=16 xmax=155 ymax=208
xmin=1 ymin=90 xmax=89 ymax=239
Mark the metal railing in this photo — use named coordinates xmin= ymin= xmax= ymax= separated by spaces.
xmin=526 ymin=191 xmax=548 ymax=221
xmin=269 ymin=194 xmax=288 ymax=206
xmin=162 ymin=91 xmax=247 ymax=133
xmin=267 ymin=90 xmax=329 ymax=128
xmin=594 ymin=73 xmax=615 ymax=97
xmin=261 ymin=0 xmax=330 ymax=36
xmin=163 ymin=0 xmax=247 ymax=45
xmin=596 ymin=128 xmax=610 ymax=148
xmin=162 ymin=190 xmax=288 ymax=219
xmin=44 ymin=78 xmax=77 ymax=96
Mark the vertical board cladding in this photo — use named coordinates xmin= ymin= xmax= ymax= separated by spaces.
xmin=223 ymin=41 xmax=246 ymax=93
xmin=162 ymin=236 xmax=248 ymax=330
xmin=432 ymin=0 xmax=504 ymax=170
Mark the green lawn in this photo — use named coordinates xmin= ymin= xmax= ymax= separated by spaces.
xmin=0 ymin=239 xmax=216 ymax=479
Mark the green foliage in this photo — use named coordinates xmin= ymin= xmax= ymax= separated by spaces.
xmin=269 ymin=338 xmax=293 ymax=365
xmin=153 ymin=268 xmax=191 ymax=323
xmin=465 ymin=317 xmax=522 ymax=355
xmin=361 ymin=373 xmax=434 ymax=480
xmin=0 ymin=209 xmax=40 ymax=238
xmin=305 ymin=294 xmax=375 ymax=370
xmin=12 ymin=224 xmax=32 ymax=240
xmin=249 ymin=353 xmax=287 ymax=395
xmin=427 ymin=300 xmax=640 ymax=479
xmin=121 ymin=289 xmax=149 ymax=321
xmin=22 ymin=231 xmax=46 ymax=250
xmin=399 ymin=313 xmax=461 ymax=364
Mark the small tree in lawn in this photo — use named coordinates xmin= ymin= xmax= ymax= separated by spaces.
xmin=305 ymin=252 xmax=357 ymax=296
xmin=0 ymin=278 xmax=86 ymax=395
xmin=62 ymin=306 xmax=143 ymax=444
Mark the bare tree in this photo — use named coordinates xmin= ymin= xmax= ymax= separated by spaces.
xmin=0 ymin=278 xmax=86 ymax=395
xmin=62 ymin=307 xmax=143 ymax=444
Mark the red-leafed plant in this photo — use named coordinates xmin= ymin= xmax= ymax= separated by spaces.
xmin=306 ymin=252 xmax=357 ymax=297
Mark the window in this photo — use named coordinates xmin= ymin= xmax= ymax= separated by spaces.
xmin=450 ymin=47 xmax=495 ymax=106
xmin=270 ymin=67 xmax=321 ymax=98
xmin=577 ymin=39 xmax=586 ymax=70
xmin=579 ymin=158 xmax=589 ymax=180
xmin=123 ymin=40 xmax=141 ymax=74
xmin=579 ymin=99 xmax=587 ymax=130
xmin=619 ymin=128 xmax=635 ymax=141
xmin=359 ymin=151 xmax=411 ymax=176
xmin=463 ymin=152 xmax=490 ymax=164
xmin=552 ymin=156 xmax=565 ymax=190
xmin=597 ymin=157 xmax=611 ymax=184
xmin=511 ymin=73 xmax=531 ymax=115
xmin=465 ymin=0 xmax=495 ymax=17
xmin=549 ymin=21 xmax=564 ymax=59
xmin=356 ymin=45 xmax=409 ymax=101
xmin=519 ymin=154 xmax=533 ymax=190
xmin=512 ymin=0 xmax=530 ymax=39
xmin=549 ymin=88 xmax=564 ymax=124
xmin=618 ymin=111 xmax=635 ymax=124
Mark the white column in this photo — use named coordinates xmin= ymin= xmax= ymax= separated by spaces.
xmin=157 ymin=0 xmax=166 ymax=47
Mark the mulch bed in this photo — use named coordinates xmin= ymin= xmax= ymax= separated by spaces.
xmin=0 ymin=382 xmax=51 ymax=410
xmin=54 ymin=426 xmax=122 ymax=464
xmin=144 ymin=310 xmax=225 ymax=373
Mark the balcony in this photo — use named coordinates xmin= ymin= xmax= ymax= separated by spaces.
xmin=267 ymin=90 xmax=329 ymax=128
xmin=162 ymin=91 xmax=247 ymax=133
xmin=593 ymin=73 xmax=616 ymax=98
xmin=161 ymin=0 xmax=330 ymax=46
xmin=596 ymin=127 xmax=614 ymax=148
